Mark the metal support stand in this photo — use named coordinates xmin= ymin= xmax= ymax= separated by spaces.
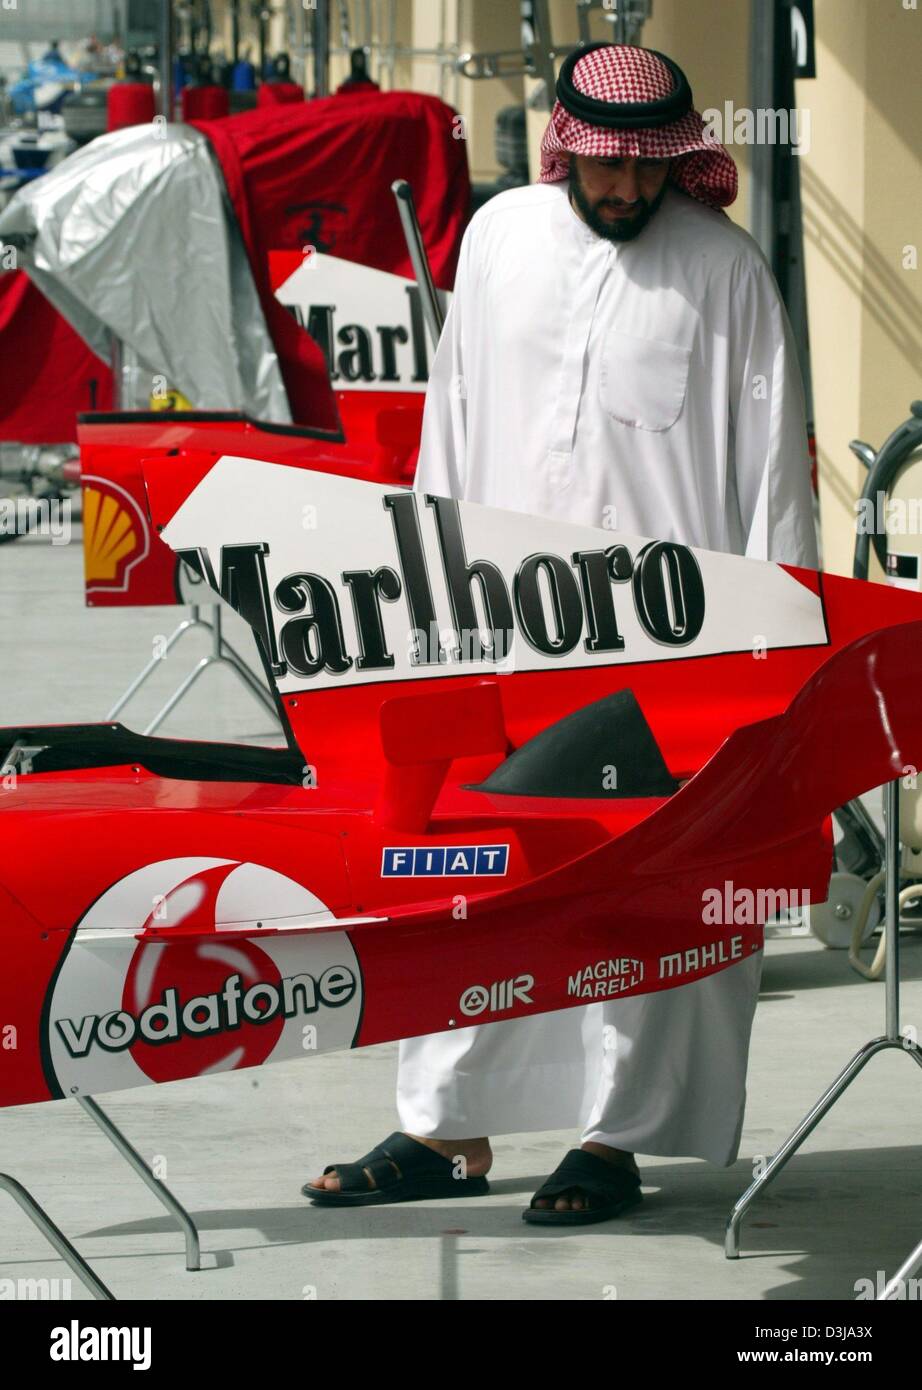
xmin=879 ymin=1234 xmax=922 ymax=1300
xmin=77 ymin=1097 xmax=201 ymax=1273
xmin=158 ymin=0 xmax=174 ymax=120
xmin=313 ymin=0 xmax=331 ymax=96
xmin=0 ymin=1094 xmax=203 ymax=1302
xmin=725 ymin=779 xmax=922 ymax=1298
xmin=391 ymin=180 xmax=444 ymax=348
xmin=105 ymin=604 xmax=278 ymax=736
xmin=0 ymin=1172 xmax=114 ymax=1300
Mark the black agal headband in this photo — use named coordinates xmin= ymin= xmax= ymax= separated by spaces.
xmin=555 ymin=42 xmax=694 ymax=130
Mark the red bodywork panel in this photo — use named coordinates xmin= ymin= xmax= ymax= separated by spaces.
xmin=193 ymin=89 xmax=467 ymax=432
xmin=78 ymin=410 xmax=421 ymax=605
xmin=3 ymin=445 xmax=922 ymax=1111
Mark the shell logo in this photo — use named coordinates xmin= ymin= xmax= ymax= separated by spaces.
xmin=82 ymin=476 xmax=150 ymax=593
xmin=149 ymin=386 xmax=194 ymax=412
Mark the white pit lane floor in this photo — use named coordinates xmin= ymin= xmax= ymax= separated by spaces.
xmin=1 ymin=527 xmax=921 ymax=1301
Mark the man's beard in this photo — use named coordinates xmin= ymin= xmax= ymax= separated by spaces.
xmin=568 ymin=162 xmax=669 ymax=243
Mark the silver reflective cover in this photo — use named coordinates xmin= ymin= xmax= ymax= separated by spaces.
xmin=0 ymin=122 xmax=291 ymax=421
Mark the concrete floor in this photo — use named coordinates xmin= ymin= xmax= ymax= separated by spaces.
xmin=1 ymin=527 xmax=921 ymax=1301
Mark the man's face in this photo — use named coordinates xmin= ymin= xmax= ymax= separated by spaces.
xmin=569 ymin=154 xmax=671 ymax=242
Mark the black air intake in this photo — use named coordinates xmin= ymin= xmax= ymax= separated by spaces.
xmin=470 ymin=689 xmax=679 ymax=800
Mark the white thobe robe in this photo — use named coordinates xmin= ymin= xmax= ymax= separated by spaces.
xmin=399 ymin=180 xmax=818 ymax=1166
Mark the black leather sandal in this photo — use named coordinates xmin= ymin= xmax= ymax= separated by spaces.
xmin=522 ymin=1149 xmax=642 ymax=1226
xmin=303 ymin=1131 xmax=491 ymax=1207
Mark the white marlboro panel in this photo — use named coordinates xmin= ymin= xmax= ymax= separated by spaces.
xmin=275 ymin=252 xmax=450 ymax=393
xmin=159 ymin=455 xmax=829 ymax=695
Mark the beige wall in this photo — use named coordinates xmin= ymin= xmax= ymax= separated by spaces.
xmin=456 ymin=0 xmax=525 ymax=183
xmin=802 ymin=0 xmax=922 ymax=575
xmin=642 ymin=0 xmax=752 ymax=231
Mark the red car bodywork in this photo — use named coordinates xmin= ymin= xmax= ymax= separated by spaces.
xmin=3 ymin=433 xmax=922 ymax=1112
xmin=78 ymin=411 xmax=410 ymax=606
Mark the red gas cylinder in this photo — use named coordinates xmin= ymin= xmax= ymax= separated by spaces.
xmin=257 ymin=81 xmax=304 ymax=106
xmin=107 ymin=81 xmax=156 ymax=131
xmin=181 ymin=84 xmax=230 ymax=121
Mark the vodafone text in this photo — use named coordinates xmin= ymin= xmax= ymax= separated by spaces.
xmin=54 ymin=967 xmax=357 ymax=1057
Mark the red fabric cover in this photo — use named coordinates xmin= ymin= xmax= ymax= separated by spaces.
xmin=193 ymin=90 xmax=470 ymax=432
xmin=181 ymin=85 xmax=230 ymax=121
xmin=107 ymin=82 xmax=156 ymax=131
xmin=257 ymin=82 xmax=304 ymax=107
xmin=0 ymin=90 xmax=467 ymax=444
xmin=0 ymin=272 xmax=112 ymax=442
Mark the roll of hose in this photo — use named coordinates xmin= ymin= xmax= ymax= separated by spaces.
xmin=181 ymin=84 xmax=230 ymax=121
xmin=107 ymin=81 xmax=156 ymax=132
xmin=257 ymin=81 xmax=303 ymax=106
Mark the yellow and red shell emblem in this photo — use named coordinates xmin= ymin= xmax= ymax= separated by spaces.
xmin=150 ymin=386 xmax=194 ymax=412
xmin=82 ymin=478 xmax=150 ymax=591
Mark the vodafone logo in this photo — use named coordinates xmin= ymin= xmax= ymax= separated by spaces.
xmin=45 ymin=858 xmax=363 ymax=1098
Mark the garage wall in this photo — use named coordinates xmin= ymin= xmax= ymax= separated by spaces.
xmin=801 ymin=0 xmax=922 ymax=576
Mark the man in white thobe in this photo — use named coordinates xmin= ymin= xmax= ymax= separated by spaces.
xmin=307 ymin=41 xmax=818 ymax=1223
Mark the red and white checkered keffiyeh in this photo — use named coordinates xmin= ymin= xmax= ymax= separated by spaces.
xmin=540 ymin=44 xmax=737 ymax=210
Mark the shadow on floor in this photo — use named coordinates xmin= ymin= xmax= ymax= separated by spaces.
xmin=60 ymin=1143 xmax=922 ymax=1301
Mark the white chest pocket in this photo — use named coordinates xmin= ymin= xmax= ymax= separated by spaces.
xmin=599 ymin=332 xmax=691 ymax=432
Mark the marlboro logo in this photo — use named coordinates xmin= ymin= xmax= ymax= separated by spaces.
xmin=177 ymin=492 xmax=706 ymax=683
xmin=295 ymin=286 xmax=432 ymax=388
xmin=272 ymin=252 xmax=449 ymax=392
xmin=155 ymin=457 xmax=830 ymax=696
